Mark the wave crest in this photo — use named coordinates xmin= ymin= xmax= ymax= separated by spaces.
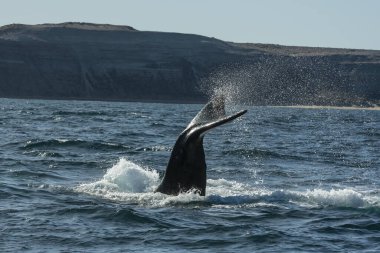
xmin=302 ymin=188 xmax=366 ymax=208
xmin=22 ymin=139 xmax=131 ymax=151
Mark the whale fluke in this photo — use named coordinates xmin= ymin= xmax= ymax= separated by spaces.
xmin=155 ymin=96 xmax=247 ymax=196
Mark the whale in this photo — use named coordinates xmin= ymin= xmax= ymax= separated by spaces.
xmin=155 ymin=96 xmax=247 ymax=196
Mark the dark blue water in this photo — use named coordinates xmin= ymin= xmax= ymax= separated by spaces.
xmin=1 ymin=98 xmax=379 ymax=252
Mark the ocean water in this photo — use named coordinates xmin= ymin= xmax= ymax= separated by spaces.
xmin=1 ymin=98 xmax=379 ymax=252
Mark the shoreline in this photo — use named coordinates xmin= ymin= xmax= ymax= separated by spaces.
xmin=272 ymin=105 xmax=380 ymax=111
xmin=1 ymin=96 xmax=379 ymax=110
xmin=0 ymin=96 xmax=207 ymax=105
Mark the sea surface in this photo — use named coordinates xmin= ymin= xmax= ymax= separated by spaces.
xmin=1 ymin=98 xmax=379 ymax=252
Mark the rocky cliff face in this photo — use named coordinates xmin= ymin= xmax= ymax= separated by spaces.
xmin=0 ymin=22 xmax=379 ymax=106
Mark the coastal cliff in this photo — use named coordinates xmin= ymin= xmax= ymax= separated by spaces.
xmin=0 ymin=22 xmax=379 ymax=106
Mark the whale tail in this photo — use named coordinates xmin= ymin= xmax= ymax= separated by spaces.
xmin=155 ymin=95 xmax=247 ymax=196
xmin=186 ymin=95 xmax=247 ymax=140
xmin=187 ymin=95 xmax=227 ymax=129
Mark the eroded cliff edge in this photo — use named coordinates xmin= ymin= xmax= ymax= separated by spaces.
xmin=0 ymin=23 xmax=379 ymax=106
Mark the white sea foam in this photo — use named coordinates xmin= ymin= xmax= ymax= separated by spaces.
xmin=76 ymin=158 xmax=159 ymax=194
xmin=75 ymin=158 xmax=379 ymax=209
xmin=102 ymin=158 xmax=159 ymax=193
xmin=75 ymin=158 xmax=205 ymax=206
xmin=301 ymin=188 xmax=365 ymax=208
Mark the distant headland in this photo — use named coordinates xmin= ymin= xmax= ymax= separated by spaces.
xmin=0 ymin=22 xmax=379 ymax=106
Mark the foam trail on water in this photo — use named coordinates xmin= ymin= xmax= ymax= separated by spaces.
xmin=206 ymin=180 xmax=377 ymax=208
xmin=301 ymin=188 xmax=380 ymax=209
xmin=75 ymin=158 xmax=205 ymax=206
xmin=75 ymin=158 xmax=379 ymax=209
xmin=302 ymin=188 xmax=365 ymax=207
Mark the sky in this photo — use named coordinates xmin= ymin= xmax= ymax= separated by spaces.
xmin=1 ymin=0 xmax=379 ymax=50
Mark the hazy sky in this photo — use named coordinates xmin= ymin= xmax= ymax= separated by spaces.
xmin=1 ymin=0 xmax=379 ymax=50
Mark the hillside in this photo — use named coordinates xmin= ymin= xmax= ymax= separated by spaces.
xmin=0 ymin=22 xmax=379 ymax=106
